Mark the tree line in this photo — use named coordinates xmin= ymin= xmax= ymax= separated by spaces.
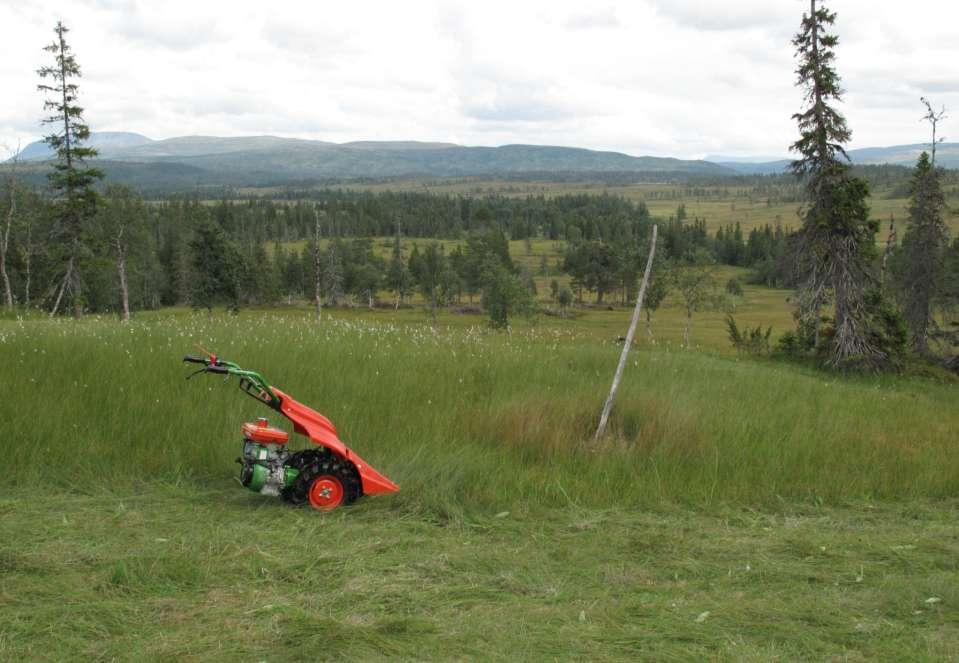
xmin=2 ymin=13 xmax=957 ymax=367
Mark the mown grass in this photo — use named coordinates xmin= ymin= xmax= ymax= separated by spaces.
xmin=1 ymin=487 xmax=956 ymax=661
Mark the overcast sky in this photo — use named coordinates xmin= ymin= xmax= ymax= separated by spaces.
xmin=2 ymin=0 xmax=957 ymax=162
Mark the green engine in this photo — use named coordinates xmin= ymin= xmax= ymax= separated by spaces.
xmin=237 ymin=421 xmax=299 ymax=495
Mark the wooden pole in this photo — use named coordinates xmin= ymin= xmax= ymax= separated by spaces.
xmin=594 ymin=225 xmax=658 ymax=441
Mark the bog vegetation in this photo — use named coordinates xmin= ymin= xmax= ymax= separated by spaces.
xmin=4 ymin=313 xmax=958 ymax=506
xmin=2 ymin=7 xmax=959 ymax=372
xmin=2 ymin=3 xmax=959 ymax=660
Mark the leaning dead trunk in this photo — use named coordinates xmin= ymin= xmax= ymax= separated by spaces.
xmin=50 ymin=255 xmax=74 ymax=318
xmin=594 ymin=225 xmax=657 ymax=442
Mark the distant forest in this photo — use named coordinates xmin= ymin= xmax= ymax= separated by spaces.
xmin=3 ymin=184 xmax=957 ymax=325
xmin=4 ymin=159 xmax=957 ymax=198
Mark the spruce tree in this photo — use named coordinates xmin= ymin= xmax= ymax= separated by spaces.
xmin=415 ymin=243 xmax=446 ymax=322
xmin=900 ymin=152 xmax=948 ymax=354
xmin=789 ymin=0 xmax=882 ymax=367
xmin=189 ymin=220 xmax=240 ymax=311
xmin=38 ymin=21 xmax=103 ymax=317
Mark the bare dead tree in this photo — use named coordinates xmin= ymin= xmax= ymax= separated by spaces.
xmin=880 ymin=215 xmax=897 ymax=292
xmin=21 ymin=207 xmax=33 ymax=308
xmin=98 ymin=185 xmax=146 ymax=322
xmin=1 ymin=141 xmax=19 ymax=309
xmin=313 ymin=207 xmax=323 ymax=322
xmin=920 ymin=96 xmax=947 ymax=166
xmin=594 ymin=225 xmax=657 ymax=442
xmin=115 ymin=223 xmax=130 ymax=322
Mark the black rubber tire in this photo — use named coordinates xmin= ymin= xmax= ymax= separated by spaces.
xmin=281 ymin=449 xmax=361 ymax=508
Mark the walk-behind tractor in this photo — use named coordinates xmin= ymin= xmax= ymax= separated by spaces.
xmin=183 ymin=352 xmax=399 ymax=511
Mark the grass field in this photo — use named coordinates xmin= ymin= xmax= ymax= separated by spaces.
xmin=3 ymin=487 xmax=956 ymax=661
xmin=2 ymin=311 xmax=957 ymax=660
xmin=274 ymin=237 xmax=799 ymax=348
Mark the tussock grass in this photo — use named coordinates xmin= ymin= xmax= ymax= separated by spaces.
xmin=2 ymin=312 xmax=956 ymax=509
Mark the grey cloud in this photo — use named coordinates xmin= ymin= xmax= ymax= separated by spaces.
xmin=911 ymin=77 xmax=959 ymax=95
xmin=465 ymin=99 xmax=575 ymax=123
xmin=847 ymin=70 xmax=959 ymax=111
xmin=456 ymin=72 xmax=580 ymax=124
xmin=74 ymin=0 xmax=134 ymax=9
xmin=179 ymin=93 xmax=271 ymax=118
xmin=565 ymin=8 xmax=620 ymax=30
xmin=111 ymin=10 xmax=226 ymax=50
xmin=646 ymin=0 xmax=795 ymax=33
xmin=260 ymin=18 xmax=355 ymax=56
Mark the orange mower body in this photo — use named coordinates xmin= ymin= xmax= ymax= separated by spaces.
xmin=272 ymin=387 xmax=399 ymax=497
xmin=184 ymin=353 xmax=398 ymax=511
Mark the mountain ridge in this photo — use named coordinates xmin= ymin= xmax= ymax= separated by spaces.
xmin=10 ymin=134 xmax=958 ymax=190
xmin=714 ymin=143 xmax=959 ymax=174
xmin=10 ymin=133 xmax=733 ymax=182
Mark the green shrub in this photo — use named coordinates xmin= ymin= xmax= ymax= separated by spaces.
xmin=725 ymin=277 xmax=744 ymax=296
xmin=725 ymin=314 xmax=772 ymax=356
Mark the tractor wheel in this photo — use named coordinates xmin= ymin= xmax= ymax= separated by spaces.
xmin=282 ymin=452 xmax=361 ymax=511
xmin=308 ymin=475 xmax=345 ymax=511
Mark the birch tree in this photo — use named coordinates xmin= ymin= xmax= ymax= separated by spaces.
xmin=97 ymin=185 xmax=147 ymax=322
xmin=0 ymin=143 xmax=19 ymax=309
xmin=673 ymin=262 xmax=714 ymax=349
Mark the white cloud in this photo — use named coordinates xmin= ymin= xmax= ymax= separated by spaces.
xmin=1 ymin=0 xmax=958 ymax=162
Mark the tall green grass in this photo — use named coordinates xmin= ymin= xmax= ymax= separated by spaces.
xmin=2 ymin=312 xmax=956 ymax=509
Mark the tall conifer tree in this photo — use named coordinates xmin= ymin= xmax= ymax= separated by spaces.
xmin=790 ymin=1 xmax=882 ymax=367
xmin=901 ymin=152 xmax=948 ymax=354
xmin=38 ymin=21 xmax=103 ymax=317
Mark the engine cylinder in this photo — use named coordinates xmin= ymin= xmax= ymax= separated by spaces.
xmin=239 ymin=440 xmax=297 ymax=496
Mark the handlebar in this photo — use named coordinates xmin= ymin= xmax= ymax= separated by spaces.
xmin=182 ymin=353 xmax=281 ymax=409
